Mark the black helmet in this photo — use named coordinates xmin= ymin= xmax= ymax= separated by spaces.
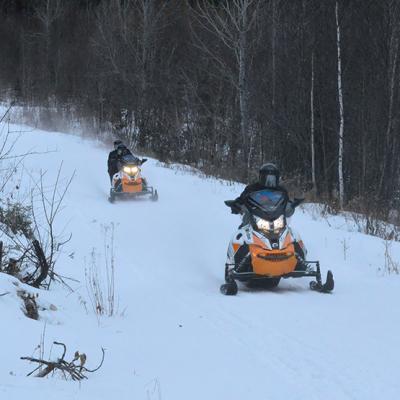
xmin=259 ymin=163 xmax=279 ymax=188
xmin=113 ymin=139 xmax=123 ymax=150
xmin=116 ymin=143 xmax=127 ymax=155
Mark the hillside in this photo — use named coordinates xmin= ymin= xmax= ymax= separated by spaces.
xmin=1 ymin=125 xmax=400 ymax=400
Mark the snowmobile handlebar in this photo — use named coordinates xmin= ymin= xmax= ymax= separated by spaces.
xmin=224 ymin=200 xmax=245 ymax=215
xmin=225 ymin=196 xmax=304 ymax=217
xmin=224 ymin=200 xmax=236 ymax=208
xmin=292 ymin=198 xmax=305 ymax=208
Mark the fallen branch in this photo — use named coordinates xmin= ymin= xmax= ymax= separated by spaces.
xmin=21 ymin=342 xmax=105 ymax=380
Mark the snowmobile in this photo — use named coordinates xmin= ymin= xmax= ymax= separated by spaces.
xmin=108 ymin=155 xmax=158 ymax=203
xmin=221 ymin=189 xmax=334 ymax=295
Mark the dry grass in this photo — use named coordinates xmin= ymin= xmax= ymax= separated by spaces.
xmin=381 ymin=240 xmax=400 ymax=275
xmin=85 ymin=223 xmax=118 ymax=319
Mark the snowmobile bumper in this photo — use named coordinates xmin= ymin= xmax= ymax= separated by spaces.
xmin=109 ymin=186 xmax=158 ymax=202
xmin=230 ymin=269 xmax=319 ymax=281
xmin=229 ymin=260 xmax=321 ymax=281
xmin=114 ymin=187 xmax=154 ymax=197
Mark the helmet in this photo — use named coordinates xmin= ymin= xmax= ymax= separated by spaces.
xmin=116 ymin=143 xmax=127 ymax=155
xmin=259 ymin=163 xmax=279 ymax=188
xmin=113 ymin=139 xmax=123 ymax=150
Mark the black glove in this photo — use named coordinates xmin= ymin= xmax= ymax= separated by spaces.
xmin=285 ymin=202 xmax=295 ymax=218
xmin=231 ymin=203 xmax=241 ymax=214
xmin=224 ymin=200 xmax=241 ymax=214
xmin=292 ymin=198 xmax=305 ymax=208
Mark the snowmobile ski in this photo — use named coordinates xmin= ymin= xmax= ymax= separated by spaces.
xmin=310 ymin=270 xmax=334 ymax=293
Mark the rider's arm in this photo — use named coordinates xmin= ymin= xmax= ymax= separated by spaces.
xmin=285 ymin=202 xmax=295 ymax=217
xmin=231 ymin=185 xmax=254 ymax=214
xmin=235 ymin=183 xmax=257 ymax=204
xmin=107 ymin=153 xmax=114 ymax=171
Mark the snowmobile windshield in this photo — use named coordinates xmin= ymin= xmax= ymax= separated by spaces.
xmin=246 ymin=189 xmax=287 ymax=221
xmin=121 ymin=154 xmax=139 ymax=165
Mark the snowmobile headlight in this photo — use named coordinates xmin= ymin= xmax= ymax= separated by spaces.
xmin=255 ymin=215 xmax=285 ymax=234
xmin=273 ymin=215 xmax=285 ymax=231
xmin=255 ymin=217 xmax=270 ymax=232
xmin=123 ymin=166 xmax=139 ymax=175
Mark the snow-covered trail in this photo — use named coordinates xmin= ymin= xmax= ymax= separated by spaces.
xmin=2 ymin=127 xmax=400 ymax=400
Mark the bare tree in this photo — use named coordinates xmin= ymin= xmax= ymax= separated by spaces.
xmin=34 ymin=0 xmax=64 ymax=93
xmin=378 ymin=1 xmax=400 ymax=199
xmin=335 ymin=1 xmax=345 ymax=208
xmin=271 ymin=0 xmax=279 ymax=111
xmin=93 ymin=0 xmax=168 ymax=146
xmin=190 ymin=0 xmax=261 ymax=170
xmin=310 ymin=51 xmax=316 ymax=192
xmin=0 ymin=162 xmax=74 ymax=289
xmin=29 ymin=164 xmax=75 ymax=288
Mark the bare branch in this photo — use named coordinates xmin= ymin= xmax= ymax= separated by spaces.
xmin=81 ymin=348 xmax=106 ymax=373
xmin=21 ymin=343 xmax=105 ymax=380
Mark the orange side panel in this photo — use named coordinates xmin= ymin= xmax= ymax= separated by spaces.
xmin=232 ymin=243 xmax=240 ymax=253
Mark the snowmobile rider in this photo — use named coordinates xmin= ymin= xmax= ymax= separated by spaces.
xmin=231 ymin=163 xmax=295 ymax=217
xmin=107 ymin=140 xmax=124 ymax=182
xmin=107 ymin=140 xmax=141 ymax=182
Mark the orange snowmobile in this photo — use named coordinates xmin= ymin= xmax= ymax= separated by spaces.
xmin=221 ymin=189 xmax=334 ymax=295
xmin=109 ymin=155 xmax=158 ymax=203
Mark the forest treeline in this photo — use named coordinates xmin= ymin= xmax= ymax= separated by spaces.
xmin=0 ymin=0 xmax=399 ymax=216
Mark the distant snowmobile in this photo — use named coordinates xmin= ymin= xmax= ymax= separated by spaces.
xmin=221 ymin=189 xmax=334 ymax=295
xmin=108 ymin=155 xmax=158 ymax=203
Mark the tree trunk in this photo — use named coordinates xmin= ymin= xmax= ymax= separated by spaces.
xmin=379 ymin=3 xmax=399 ymax=199
xmin=310 ymin=51 xmax=316 ymax=191
xmin=335 ymin=1 xmax=345 ymax=208
xmin=238 ymin=4 xmax=250 ymax=168
xmin=271 ymin=0 xmax=277 ymax=110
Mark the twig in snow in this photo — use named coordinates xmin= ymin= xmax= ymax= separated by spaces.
xmin=21 ymin=342 xmax=105 ymax=380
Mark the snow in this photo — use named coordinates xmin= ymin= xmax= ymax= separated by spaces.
xmin=1 ymin=123 xmax=400 ymax=399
